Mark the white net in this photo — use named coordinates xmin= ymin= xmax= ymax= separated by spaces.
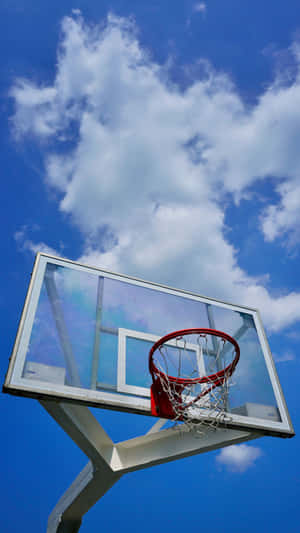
xmin=150 ymin=329 xmax=239 ymax=435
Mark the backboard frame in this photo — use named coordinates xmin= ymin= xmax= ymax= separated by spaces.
xmin=3 ymin=252 xmax=295 ymax=438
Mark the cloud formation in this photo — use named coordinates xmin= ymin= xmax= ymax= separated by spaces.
xmin=273 ymin=350 xmax=295 ymax=362
xmin=194 ymin=3 xmax=207 ymax=14
xmin=216 ymin=443 xmax=262 ymax=472
xmin=10 ymin=13 xmax=300 ymax=332
xmin=14 ymin=227 xmax=61 ymax=256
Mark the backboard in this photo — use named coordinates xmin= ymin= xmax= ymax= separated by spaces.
xmin=3 ymin=253 xmax=294 ymax=437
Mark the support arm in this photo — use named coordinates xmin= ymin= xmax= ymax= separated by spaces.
xmin=41 ymin=400 xmax=259 ymax=533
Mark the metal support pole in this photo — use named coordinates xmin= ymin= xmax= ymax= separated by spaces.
xmin=44 ymin=266 xmax=81 ymax=387
xmin=206 ymin=304 xmax=220 ymax=367
xmin=91 ymin=276 xmax=104 ymax=389
xmin=41 ymin=400 xmax=259 ymax=532
xmin=47 ymin=462 xmax=121 ymax=533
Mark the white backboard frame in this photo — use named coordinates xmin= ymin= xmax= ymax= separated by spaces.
xmin=3 ymin=252 xmax=295 ymax=438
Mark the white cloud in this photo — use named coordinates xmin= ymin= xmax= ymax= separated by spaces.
xmin=10 ymin=13 xmax=300 ymax=332
xmin=261 ymin=180 xmax=300 ymax=246
xmin=194 ymin=3 xmax=207 ymax=14
xmin=22 ymin=240 xmax=60 ymax=256
xmin=273 ymin=350 xmax=295 ymax=362
xmin=10 ymin=80 xmax=58 ymax=139
xmin=286 ymin=330 xmax=300 ymax=340
xmin=216 ymin=443 xmax=262 ymax=472
xmin=14 ymin=227 xmax=61 ymax=256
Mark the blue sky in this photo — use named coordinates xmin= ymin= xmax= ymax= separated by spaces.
xmin=1 ymin=1 xmax=299 ymax=532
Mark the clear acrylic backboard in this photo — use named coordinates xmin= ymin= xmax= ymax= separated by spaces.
xmin=3 ymin=253 xmax=294 ymax=437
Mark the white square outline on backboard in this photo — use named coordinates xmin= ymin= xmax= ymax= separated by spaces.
xmin=117 ymin=328 xmax=206 ymax=398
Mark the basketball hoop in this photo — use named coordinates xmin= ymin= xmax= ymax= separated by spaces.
xmin=149 ymin=328 xmax=240 ymax=431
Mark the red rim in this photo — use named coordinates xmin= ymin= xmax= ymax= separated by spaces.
xmin=149 ymin=328 xmax=240 ymax=387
